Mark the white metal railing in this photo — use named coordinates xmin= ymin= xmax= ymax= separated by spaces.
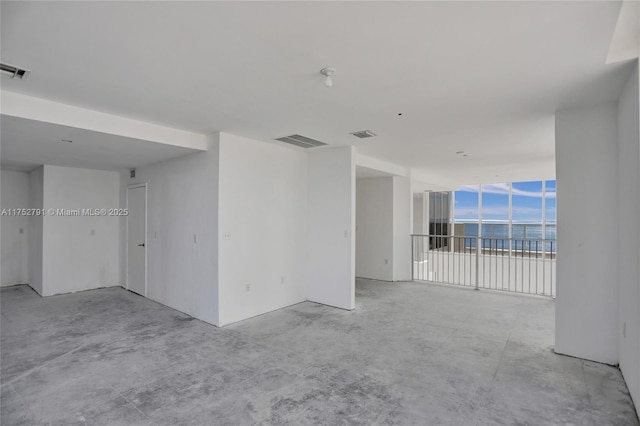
xmin=411 ymin=235 xmax=556 ymax=297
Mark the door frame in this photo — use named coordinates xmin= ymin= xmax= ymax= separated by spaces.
xmin=126 ymin=182 xmax=148 ymax=296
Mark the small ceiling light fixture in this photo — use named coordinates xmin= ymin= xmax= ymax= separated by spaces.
xmin=320 ymin=67 xmax=335 ymax=87
xmin=0 ymin=62 xmax=31 ymax=80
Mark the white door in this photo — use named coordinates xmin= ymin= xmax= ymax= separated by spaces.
xmin=127 ymin=185 xmax=146 ymax=296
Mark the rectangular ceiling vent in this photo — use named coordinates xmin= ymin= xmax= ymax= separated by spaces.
xmin=0 ymin=63 xmax=31 ymax=80
xmin=275 ymin=134 xmax=328 ymax=149
xmin=351 ymin=130 xmax=377 ymax=139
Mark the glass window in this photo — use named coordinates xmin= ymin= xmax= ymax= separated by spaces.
xmin=512 ymin=181 xmax=543 ymax=240
xmin=452 ymin=179 xmax=555 ymax=253
xmin=545 ymin=180 xmax=556 ymax=240
xmin=454 ymin=185 xmax=479 ymax=237
xmin=428 ymin=191 xmax=451 ymax=249
xmin=428 ymin=192 xmax=450 ymax=236
xmin=481 ymin=183 xmax=509 ymax=238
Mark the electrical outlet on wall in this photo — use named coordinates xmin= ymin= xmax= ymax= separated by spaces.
xmin=245 ymin=283 xmax=251 ymax=292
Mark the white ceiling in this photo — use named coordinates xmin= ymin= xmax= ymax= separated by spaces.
xmin=0 ymin=116 xmax=200 ymax=172
xmin=0 ymin=1 xmax=634 ymax=183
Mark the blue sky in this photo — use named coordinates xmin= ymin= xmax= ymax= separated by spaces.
xmin=454 ymin=181 xmax=556 ymax=223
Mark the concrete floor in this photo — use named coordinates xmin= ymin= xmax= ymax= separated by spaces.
xmin=1 ymin=280 xmax=638 ymax=426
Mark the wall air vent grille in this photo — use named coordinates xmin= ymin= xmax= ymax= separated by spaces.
xmin=351 ymin=130 xmax=377 ymax=138
xmin=275 ymin=134 xmax=328 ymax=148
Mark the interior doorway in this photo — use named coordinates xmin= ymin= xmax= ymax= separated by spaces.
xmin=126 ymin=184 xmax=147 ymax=296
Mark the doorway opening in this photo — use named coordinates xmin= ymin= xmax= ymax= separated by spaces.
xmin=126 ymin=183 xmax=147 ymax=296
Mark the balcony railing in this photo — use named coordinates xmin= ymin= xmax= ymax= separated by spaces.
xmin=411 ymin=235 xmax=556 ymax=297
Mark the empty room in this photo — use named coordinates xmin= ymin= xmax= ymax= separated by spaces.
xmin=1 ymin=1 xmax=639 ymax=425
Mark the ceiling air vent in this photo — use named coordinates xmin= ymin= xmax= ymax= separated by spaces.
xmin=275 ymin=134 xmax=328 ymax=149
xmin=351 ymin=130 xmax=377 ymax=139
xmin=0 ymin=63 xmax=31 ymax=80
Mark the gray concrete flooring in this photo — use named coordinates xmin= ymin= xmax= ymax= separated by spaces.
xmin=1 ymin=279 xmax=638 ymax=426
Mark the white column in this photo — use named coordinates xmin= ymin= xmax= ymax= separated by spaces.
xmin=392 ymin=176 xmax=412 ymax=281
xmin=555 ymin=103 xmax=619 ymax=365
xmin=308 ymin=147 xmax=356 ymax=310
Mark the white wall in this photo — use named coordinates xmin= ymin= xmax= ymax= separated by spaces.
xmin=28 ymin=166 xmax=44 ymax=295
xmin=308 ymin=147 xmax=355 ymax=310
xmin=121 ymin=135 xmax=219 ymax=326
xmin=217 ymin=134 xmax=308 ymax=325
xmin=412 ymin=192 xmax=430 ymax=236
xmin=356 ymin=177 xmax=394 ymax=281
xmin=1 ymin=170 xmax=29 ymax=286
xmin=413 ymin=195 xmax=423 ymax=234
xmin=555 ymin=103 xmax=619 ymax=365
xmin=355 ymin=176 xmax=412 ymax=282
xmin=617 ymin=62 xmax=640 ymax=407
xmin=392 ymin=176 xmax=411 ymax=281
xmin=42 ymin=165 xmax=120 ymax=296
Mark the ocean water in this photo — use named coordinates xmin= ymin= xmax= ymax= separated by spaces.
xmin=461 ymin=223 xmax=556 ymax=240
xmin=455 ymin=223 xmax=556 ymax=251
